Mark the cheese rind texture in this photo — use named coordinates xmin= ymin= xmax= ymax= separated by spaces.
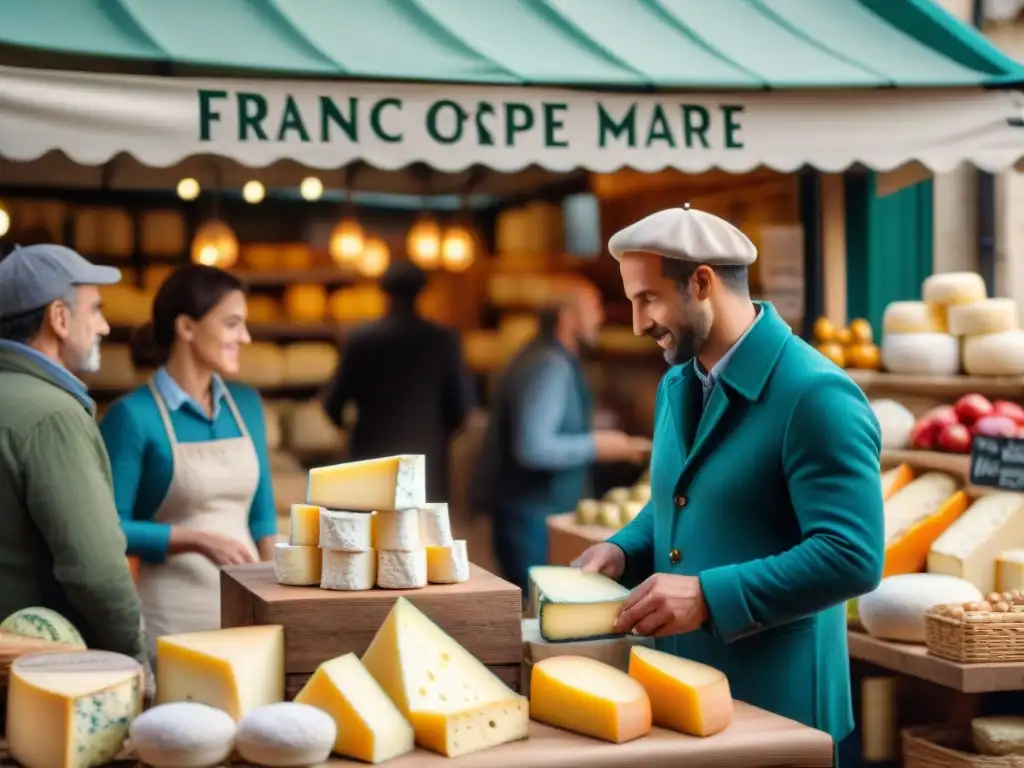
xmin=531 ymin=566 xmax=629 ymax=641
xmin=0 ymin=606 xmax=87 ymax=648
xmin=319 ymin=509 xmax=373 ymax=551
xmin=294 ymin=653 xmax=415 ymax=764
xmin=426 ymin=540 xmax=470 ymax=584
xmin=963 ymin=330 xmax=1024 ymax=376
xmin=373 ymin=509 xmax=421 ymax=551
xmin=306 ymin=455 xmax=426 ymax=511
xmin=273 ymin=543 xmax=322 ymax=586
xmin=321 ymin=549 xmax=376 ymax=591
xmin=418 ymin=503 xmax=454 ymax=546
xmin=628 ymin=646 xmax=733 ymax=737
xmin=883 ymin=472 xmax=960 ymax=545
xmin=530 ymin=655 xmax=652 ymax=743
xmin=128 ymin=702 xmax=236 ymax=768
xmin=929 ymin=493 xmax=1024 ymax=593
xmin=858 ymin=574 xmax=981 ymax=643
xmin=377 ymin=549 xmax=428 ymax=589
xmin=288 ymin=504 xmax=320 ymax=547
xmin=361 ymin=597 xmax=529 ymax=757
xmin=235 ymin=702 xmax=336 ymax=768
xmin=155 ymin=626 xmax=285 ymax=720
xmin=7 ymin=650 xmax=144 ymax=768
xmin=879 ymin=333 xmax=960 ymax=376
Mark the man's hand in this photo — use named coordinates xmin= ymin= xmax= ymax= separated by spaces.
xmin=614 ymin=573 xmax=708 ymax=638
xmin=572 ymin=542 xmax=625 ymax=580
xmin=593 ymin=430 xmax=652 ymax=464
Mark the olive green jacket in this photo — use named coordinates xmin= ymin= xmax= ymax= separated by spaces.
xmin=609 ymin=302 xmax=884 ymax=743
xmin=0 ymin=343 xmax=143 ymax=658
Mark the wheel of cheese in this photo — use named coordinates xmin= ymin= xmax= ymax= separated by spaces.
xmin=128 ymin=702 xmax=236 ymax=768
xmin=859 ymin=574 xmax=982 ymax=643
xmin=963 ymin=329 xmax=1024 ymax=376
xmin=282 ymin=343 xmax=338 ymax=386
xmin=0 ymin=607 xmax=85 ymax=647
xmin=882 ymin=301 xmax=943 ymax=334
xmin=880 ymin=333 xmax=960 ymax=375
xmin=870 ymin=399 xmax=915 ymax=450
xmin=947 ymin=299 xmax=1019 ymax=337
xmin=922 ymin=271 xmax=987 ymax=306
xmin=237 ymin=343 xmax=286 ymax=388
xmin=235 ymin=702 xmax=335 ymax=767
xmin=282 ymin=284 xmax=328 ymax=323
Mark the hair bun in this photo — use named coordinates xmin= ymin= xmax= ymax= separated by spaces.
xmin=129 ymin=321 xmax=168 ymax=370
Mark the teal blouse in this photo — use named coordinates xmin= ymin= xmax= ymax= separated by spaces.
xmin=98 ymin=368 xmax=277 ymax=563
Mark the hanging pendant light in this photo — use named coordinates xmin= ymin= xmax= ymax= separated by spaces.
xmin=329 ymin=217 xmax=365 ymax=266
xmin=441 ymin=225 xmax=475 ymax=273
xmin=191 ymin=219 xmax=239 ymax=268
xmin=0 ymin=201 xmax=11 ymax=237
xmin=406 ymin=216 xmax=442 ymax=270
xmin=358 ymin=237 xmax=390 ymax=278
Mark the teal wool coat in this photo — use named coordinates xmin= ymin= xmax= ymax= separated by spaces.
xmin=609 ymin=302 xmax=884 ymax=743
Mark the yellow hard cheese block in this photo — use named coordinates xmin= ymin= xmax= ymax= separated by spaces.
xmin=530 ymin=655 xmax=652 ymax=743
xmin=289 ymin=504 xmax=321 ymax=546
xmin=361 ymin=597 xmax=528 ymax=758
xmin=628 ymin=646 xmax=733 ymax=737
xmin=156 ymin=626 xmax=285 ymax=720
xmin=295 ymin=653 xmax=414 ymax=764
xmin=530 ymin=566 xmax=629 ymax=641
xmin=307 ymin=455 xmax=426 ymax=511
xmin=7 ymin=650 xmax=144 ymax=768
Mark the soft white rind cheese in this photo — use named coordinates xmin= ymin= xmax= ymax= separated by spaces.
xmin=273 ymin=543 xmax=322 ymax=586
xmin=377 ymin=549 xmax=428 ymax=589
xmin=859 ymin=574 xmax=982 ymax=643
xmin=871 ymin=399 xmax=916 ymax=450
xmin=306 ymin=455 xmax=426 ymax=511
xmin=947 ymin=299 xmax=1019 ymax=336
xmin=880 ymin=332 xmax=960 ymax=376
xmin=235 ymin=703 xmax=336 ymax=768
xmin=426 ymin=540 xmax=470 ymax=584
xmin=373 ymin=509 xmax=421 ymax=551
xmin=922 ymin=271 xmax=987 ymax=306
xmin=418 ymin=503 xmax=454 ymax=546
xmin=962 ymin=329 xmax=1024 ymax=376
xmin=883 ymin=301 xmax=942 ymax=334
xmin=321 ymin=550 xmax=377 ymax=591
xmin=319 ymin=509 xmax=373 ymax=551
xmin=128 ymin=702 xmax=236 ymax=768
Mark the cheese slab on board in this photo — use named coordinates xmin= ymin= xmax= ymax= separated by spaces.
xmin=426 ymin=540 xmax=470 ymax=584
xmin=377 ymin=549 xmax=427 ymax=589
xmin=319 ymin=509 xmax=373 ymax=551
xmin=530 ymin=566 xmax=630 ymax=641
xmin=373 ymin=509 xmax=421 ymax=551
xmin=156 ymin=626 xmax=285 ymax=720
xmin=307 ymin=455 xmax=426 ymax=511
xmin=321 ymin=550 xmax=376 ymax=591
xmin=530 ymin=655 xmax=652 ymax=743
xmin=294 ymin=653 xmax=415 ymax=764
xmin=418 ymin=503 xmax=454 ymax=546
xmin=289 ymin=504 xmax=320 ymax=546
xmin=360 ymin=597 xmax=529 ymax=757
xmin=7 ymin=650 xmax=143 ymax=768
xmin=628 ymin=646 xmax=732 ymax=737
xmin=929 ymin=493 xmax=1024 ymax=593
xmin=273 ymin=543 xmax=322 ymax=586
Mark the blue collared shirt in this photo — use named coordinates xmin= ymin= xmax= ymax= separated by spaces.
xmin=0 ymin=340 xmax=93 ymax=409
xmin=694 ymin=306 xmax=764 ymax=406
xmin=151 ymin=366 xmax=228 ymax=421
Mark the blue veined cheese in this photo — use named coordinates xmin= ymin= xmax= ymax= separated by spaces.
xmin=7 ymin=650 xmax=144 ymax=768
xmin=0 ymin=606 xmax=87 ymax=648
xmin=306 ymin=455 xmax=426 ymax=512
xmin=530 ymin=566 xmax=630 ymax=642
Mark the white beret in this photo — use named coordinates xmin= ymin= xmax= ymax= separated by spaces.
xmin=608 ymin=205 xmax=757 ymax=266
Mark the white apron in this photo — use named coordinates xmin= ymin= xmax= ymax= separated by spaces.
xmin=138 ymin=381 xmax=260 ymax=656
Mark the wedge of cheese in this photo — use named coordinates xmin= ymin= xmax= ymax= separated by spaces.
xmin=530 ymin=566 xmax=629 ymax=641
xmin=884 ymin=490 xmax=970 ymax=577
xmin=156 ymin=626 xmax=285 ymax=720
xmin=530 ymin=656 xmax=651 ymax=743
xmin=295 ymin=653 xmax=415 ymax=764
xmin=627 ymin=646 xmax=732 ymax=736
xmin=360 ymin=598 xmax=528 ymax=757
xmin=929 ymin=493 xmax=1024 ymax=593
xmin=882 ymin=472 xmax=963 ymax=576
xmin=997 ymin=550 xmax=1024 ymax=592
xmin=881 ymin=464 xmax=914 ymax=501
xmin=307 ymin=455 xmax=426 ymax=511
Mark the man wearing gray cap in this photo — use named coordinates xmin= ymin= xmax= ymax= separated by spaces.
xmin=0 ymin=244 xmax=145 ymax=661
xmin=573 ymin=206 xmax=884 ymax=760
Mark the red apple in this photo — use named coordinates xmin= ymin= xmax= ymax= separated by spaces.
xmin=954 ymin=394 xmax=994 ymax=427
xmin=936 ymin=423 xmax=973 ymax=453
xmin=910 ymin=418 xmax=944 ymax=450
xmin=922 ymin=405 xmax=959 ymax=428
xmin=972 ymin=414 xmax=1019 ymax=439
xmin=993 ymin=400 xmax=1024 ymax=426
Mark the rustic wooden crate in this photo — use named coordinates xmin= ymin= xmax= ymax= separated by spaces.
xmin=221 ymin=562 xmax=523 ymax=692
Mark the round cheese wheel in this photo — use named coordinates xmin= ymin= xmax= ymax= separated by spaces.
xmin=963 ymin=329 xmax=1024 ymax=376
xmin=282 ymin=284 xmax=328 ymax=323
xmin=947 ymin=299 xmax=1019 ymax=337
xmin=880 ymin=332 xmax=959 ymax=376
xmin=870 ymin=399 xmax=915 ymax=450
xmin=0 ymin=607 xmax=85 ymax=647
xmin=859 ymin=574 xmax=982 ymax=643
xmin=129 ymin=702 xmax=236 ymax=768
xmin=922 ymin=271 xmax=987 ymax=306
xmin=235 ymin=702 xmax=336 ymax=767
xmin=882 ymin=301 xmax=942 ymax=334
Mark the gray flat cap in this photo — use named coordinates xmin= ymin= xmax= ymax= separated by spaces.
xmin=0 ymin=244 xmax=121 ymax=320
xmin=608 ymin=205 xmax=757 ymax=266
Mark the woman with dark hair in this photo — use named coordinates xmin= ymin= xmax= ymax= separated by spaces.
xmin=99 ymin=264 xmax=277 ymax=652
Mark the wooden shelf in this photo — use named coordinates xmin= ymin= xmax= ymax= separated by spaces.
xmin=237 ymin=268 xmax=357 ymax=288
xmin=848 ymin=370 xmax=1024 ymax=400
xmin=881 ymin=449 xmax=971 ymax=478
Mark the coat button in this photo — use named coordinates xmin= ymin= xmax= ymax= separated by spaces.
xmin=674 ymin=495 xmax=687 ymax=508
xmin=668 ymin=548 xmax=681 ymax=564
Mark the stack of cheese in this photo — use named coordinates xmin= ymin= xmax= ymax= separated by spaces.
xmin=880 ymin=470 xmax=968 ymax=577
xmin=575 ymin=482 xmax=651 ymax=530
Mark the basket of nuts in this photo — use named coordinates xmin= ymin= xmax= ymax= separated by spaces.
xmin=926 ymin=591 xmax=1024 ymax=663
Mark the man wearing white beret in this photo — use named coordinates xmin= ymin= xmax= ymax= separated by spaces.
xmin=575 ymin=205 xmax=884 ymax=756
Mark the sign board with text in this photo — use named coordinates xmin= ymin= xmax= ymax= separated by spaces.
xmin=970 ymin=436 xmax=1024 ymax=491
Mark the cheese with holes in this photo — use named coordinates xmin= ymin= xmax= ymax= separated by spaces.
xmin=235 ymin=703 xmax=335 ymax=767
xmin=972 ymin=716 xmax=1024 ymax=757
xmin=319 ymin=510 xmax=373 ymax=552
xmin=372 ymin=509 xmax=421 ymax=551
xmin=307 ymin=455 xmax=426 ymax=511
xmin=880 ymin=333 xmax=959 ymax=375
xmin=426 ymin=540 xmax=469 ymax=584
xmin=628 ymin=646 xmax=733 ymax=736
xmin=289 ymin=504 xmax=320 ymax=547
xmin=871 ymin=399 xmax=915 ymax=450
xmin=7 ymin=651 xmax=143 ymax=768
xmin=0 ymin=607 xmax=86 ymax=648
xmin=882 ymin=301 xmax=944 ymax=334
xmin=128 ymin=702 xmax=236 ymax=768
xmin=963 ymin=330 xmax=1024 ymax=376
xmin=418 ymin=503 xmax=454 ymax=546
xmin=883 ymin=472 xmax=960 ymax=545
xmin=294 ymin=653 xmax=415 ymax=764
xmin=361 ymin=598 xmax=529 ymax=757
xmin=273 ymin=543 xmax=322 ymax=586
xmin=859 ymin=574 xmax=981 ymax=642
xmin=530 ymin=656 xmax=651 ymax=743
xmin=321 ymin=550 xmax=376 ymax=591
xmin=923 ymin=271 xmax=987 ymax=306
xmin=155 ymin=626 xmax=285 ymax=720
xmin=948 ymin=299 xmax=1019 ymax=336
xmin=531 ymin=566 xmax=630 ymax=641
xmin=377 ymin=549 xmax=427 ymax=589
xmin=929 ymin=493 xmax=1024 ymax=593
xmin=996 ymin=549 xmax=1024 ymax=592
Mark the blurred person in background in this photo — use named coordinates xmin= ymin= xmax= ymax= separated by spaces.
xmin=0 ymin=244 xmax=145 ymax=660
xmin=99 ymin=265 xmax=277 ymax=656
xmin=322 ymin=259 xmax=475 ymax=502
xmin=471 ymin=278 xmax=652 ymax=592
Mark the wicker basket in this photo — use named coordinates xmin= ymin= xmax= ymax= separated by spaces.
xmin=904 ymin=725 xmax=1024 ymax=767
xmin=925 ymin=608 xmax=1024 ymax=663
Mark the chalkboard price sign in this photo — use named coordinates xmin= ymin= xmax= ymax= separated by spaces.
xmin=969 ymin=436 xmax=1024 ymax=491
